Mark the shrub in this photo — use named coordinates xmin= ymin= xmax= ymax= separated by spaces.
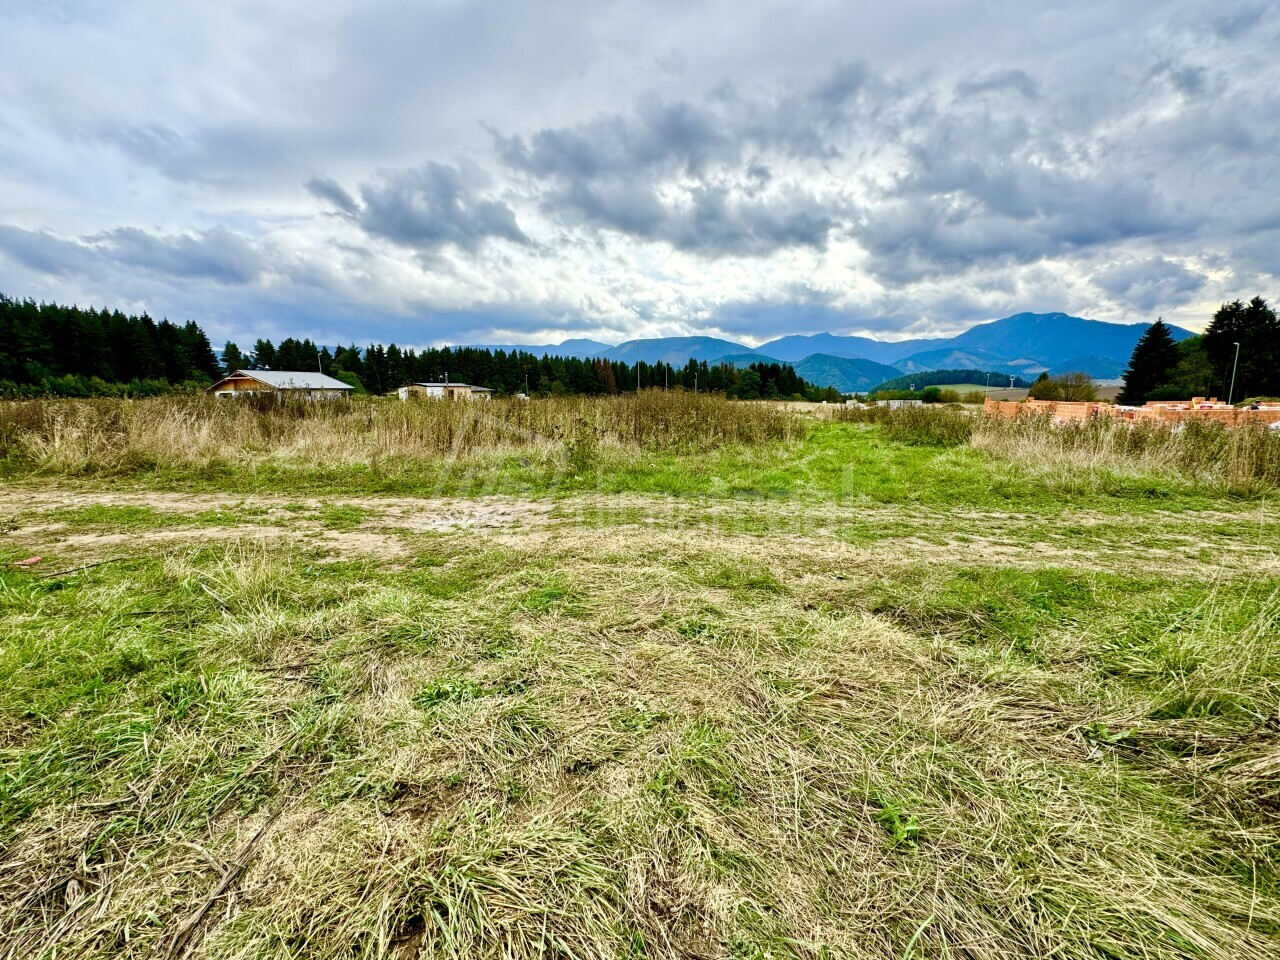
xmin=1028 ymin=372 xmax=1097 ymax=402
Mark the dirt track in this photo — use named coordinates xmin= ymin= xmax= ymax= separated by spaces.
xmin=3 ymin=486 xmax=1277 ymax=577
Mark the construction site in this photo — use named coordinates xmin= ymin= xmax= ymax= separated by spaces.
xmin=984 ymin=396 xmax=1280 ymax=427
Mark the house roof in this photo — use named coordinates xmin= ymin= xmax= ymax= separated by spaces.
xmin=224 ymin=370 xmax=353 ymax=390
xmin=408 ymin=382 xmax=490 ymax=390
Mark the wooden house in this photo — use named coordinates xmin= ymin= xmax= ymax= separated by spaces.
xmin=206 ymin=370 xmax=354 ymax=400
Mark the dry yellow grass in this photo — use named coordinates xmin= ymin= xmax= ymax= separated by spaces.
xmin=0 ymin=392 xmax=799 ymax=475
xmin=3 ymin=514 xmax=1280 ymax=958
xmin=3 ymin=401 xmax=1280 ymax=958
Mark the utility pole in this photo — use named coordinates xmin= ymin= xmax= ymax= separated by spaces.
xmin=985 ymin=373 xmax=991 ymax=398
xmin=1228 ymin=341 xmax=1241 ymax=405
xmin=634 ymin=360 xmax=641 ymax=444
xmin=694 ymin=371 xmax=697 ymax=393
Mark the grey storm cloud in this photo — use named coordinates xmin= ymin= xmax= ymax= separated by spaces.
xmin=661 ymin=186 xmax=834 ymax=255
xmin=305 ymin=176 xmax=360 ymax=215
xmin=1146 ymin=60 xmax=1211 ymax=98
xmin=488 ymin=68 xmax=887 ymax=255
xmin=93 ymin=227 xmax=264 ymax=283
xmin=857 ymin=169 xmax=1189 ymax=284
xmin=310 ymin=162 xmax=528 ymax=252
xmin=0 ymin=226 xmax=102 ymax=278
xmin=3 ymin=0 xmax=1279 ymax=346
xmin=1092 ymin=256 xmax=1207 ymax=312
xmin=495 ymin=98 xmax=739 ymax=180
xmin=491 ymin=64 xmax=884 ymax=185
xmin=954 ymin=70 xmax=1040 ymax=100
xmin=0 ymin=225 xmax=264 ymax=284
xmin=542 ymin=178 xmax=835 ymax=255
xmin=850 ymin=99 xmax=1202 ymax=283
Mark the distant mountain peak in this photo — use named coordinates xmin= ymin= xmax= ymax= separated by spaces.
xmin=462 ymin=313 xmax=1194 ymax=391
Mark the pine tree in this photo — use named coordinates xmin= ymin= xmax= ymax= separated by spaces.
xmin=130 ymin=314 xmax=165 ymax=381
xmin=1117 ymin=319 xmax=1180 ymax=405
xmin=221 ymin=341 xmax=247 ymax=374
xmin=250 ymin=339 xmax=277 ymax=370
xmin=1027 ymin=372 xmax=1058 ymax=401
xmin=385 ymin=344 xmax=406 ymax=388
xmin=1204 ymin=297 xmax=1280 ymax=400
xmin=181 ymin=321 xmax=221 ymax=379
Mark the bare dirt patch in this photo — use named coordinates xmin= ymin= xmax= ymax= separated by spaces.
xmin=3 ymin=487 xmax=1276 ymax=576
xmin=1 ymin=489 xmax=554 ymax=565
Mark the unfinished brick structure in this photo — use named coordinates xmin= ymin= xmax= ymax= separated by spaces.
xmin=983 ymin=397 xmax=1280 ymax=427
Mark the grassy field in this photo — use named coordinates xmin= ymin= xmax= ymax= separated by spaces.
xmin=2 ymin=395 xmax=1280 ymax=959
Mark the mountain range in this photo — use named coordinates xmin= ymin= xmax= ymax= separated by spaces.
xmin=465 ymin=313 xmax=1195 ymax=393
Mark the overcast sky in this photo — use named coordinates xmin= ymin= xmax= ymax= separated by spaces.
xmin=2 ymin=1 xmax=1277 ymax=349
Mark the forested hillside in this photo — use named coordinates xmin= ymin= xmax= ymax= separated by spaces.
xmin=0 ymin=294 xmax=220 ymax=396
xmin=0 ymin=294 xmax=836 ymax=400
xmin=870 ymin=368 xmax=1032 ymax=392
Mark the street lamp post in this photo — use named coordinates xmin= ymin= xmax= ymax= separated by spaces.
xmin=1228 ymin=342 xmax=1241 ymax=405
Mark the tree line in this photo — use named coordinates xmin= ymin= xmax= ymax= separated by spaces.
xmin=1119 ymin=297 xmax=1280 ymax=405
xmin=0 ymin=294 xmax=220 ymax=396
xmin=0 ymin=293 xmax=838 ymax=400
xmin=231 ymin=336 xmax=834 ymax=400
xmin=870 ymin=369 xmax=1032 ymax=393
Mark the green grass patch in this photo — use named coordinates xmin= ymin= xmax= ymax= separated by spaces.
xmin=3 ymin=410 xmax=1280 ymax=958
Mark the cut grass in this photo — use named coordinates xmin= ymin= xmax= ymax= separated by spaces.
xmin=2 ymin=406 xmax=1279 ymax=958
xmin=2 ymin=514 xmax=1280 ymax=958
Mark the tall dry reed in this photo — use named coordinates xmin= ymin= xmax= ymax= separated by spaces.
xmin=972 ymin=413 xmax=1280 ymax=495
xmin=0 ymin=391 xmax=801 ymax=475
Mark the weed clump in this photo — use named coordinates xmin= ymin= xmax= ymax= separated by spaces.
xmin=414 ymin=677 xmax=486 ymax=708
xmin=838 ymin=404 xmax=975 ymax=446
xmin=974 ymin=414 xmax=1280 ymax=494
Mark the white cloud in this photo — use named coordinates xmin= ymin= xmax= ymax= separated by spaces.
xmin=0 ymin=0 xmax=1277 ymax=345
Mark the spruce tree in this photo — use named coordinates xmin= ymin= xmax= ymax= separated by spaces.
xmin=1117 ymin=318 xmax=1180 ymax=404
xmin=250 ymin=339 xmax=277 ymax=370
xmin=221 ymin=341 xmax=247 ymax=374
xmin=181 ymin=321 xmax=221 ymax=379
xmin=1204 ymin=297 xmax=1279 ymax=400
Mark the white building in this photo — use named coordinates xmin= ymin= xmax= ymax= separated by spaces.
xmin=396 ymin=382 xmax=494 ymax=400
